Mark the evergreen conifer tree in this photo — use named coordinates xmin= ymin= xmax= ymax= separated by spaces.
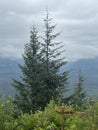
xmin=40 ymin=13 xmax=69 ymax=104
xmin=71 ymin=70 xmax=86 ymax=109
xmin=13 ymin=25 xmax=44 ymax=113
xmin=13 ymin=14 xmax=68 ymax=113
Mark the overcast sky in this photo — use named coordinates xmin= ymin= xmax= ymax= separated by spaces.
xmin=0 ymin=0 xmax=98 ymax=61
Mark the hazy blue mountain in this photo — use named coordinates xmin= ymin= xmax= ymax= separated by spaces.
xmin=65 ymin=58 xmax=98 ymax=97
xmin=0 ymin=58 xmax=22 ymax=96
xmin=0 ymin=57 xmax=98 ymax=97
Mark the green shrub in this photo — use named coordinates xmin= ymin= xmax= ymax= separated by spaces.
xmin=0 ymin=98 xmax=98 ymax=130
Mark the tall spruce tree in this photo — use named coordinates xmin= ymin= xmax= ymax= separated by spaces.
xmin=40 ymin=13 xmax=69 ymax=103
xmin=13 ymin=14 xmax=68 ymax=113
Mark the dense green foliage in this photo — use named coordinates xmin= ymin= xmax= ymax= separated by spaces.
xmin=0 ymin=98 xmax=98 ymax=130
xmin=12 ymin=14 xmax=68 ymax=113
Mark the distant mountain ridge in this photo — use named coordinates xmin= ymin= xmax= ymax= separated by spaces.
xmin=0 ymin=57 xmax=98 ymax=96
xmin=66 ymin=58 xmax=98 ymax=96
xmin=0 ymin=58 xmax=22 ymax=96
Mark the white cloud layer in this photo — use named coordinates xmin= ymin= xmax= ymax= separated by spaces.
xmin=0 ymin=0 xmax=98 ymax=61
xmin=65 ymin=43 xmax=98 ymax=61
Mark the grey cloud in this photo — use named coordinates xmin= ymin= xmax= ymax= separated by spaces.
xmin=0 ymin=44 xmax=23 ymax=58
xmin=65 ymin=43 xmax=98 ymax=61
xmin=0 ymin=0 xmax=98 ymax=61
xmin=0 ymin=0 xmax=43 ymax=14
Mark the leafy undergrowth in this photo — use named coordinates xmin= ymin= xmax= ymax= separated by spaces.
xmin=0 ymin=98 xmax=98 ymax=130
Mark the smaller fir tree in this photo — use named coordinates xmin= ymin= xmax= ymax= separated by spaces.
xmin=71 ymin=70 xmax=86 ymax=109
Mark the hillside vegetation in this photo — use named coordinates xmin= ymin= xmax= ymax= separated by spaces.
xmin=0 ymin=98 xmax=98 ymax=130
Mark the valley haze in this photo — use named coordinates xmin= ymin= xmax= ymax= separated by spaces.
xmin=0 ymin=57 xmax=98 ymax=97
